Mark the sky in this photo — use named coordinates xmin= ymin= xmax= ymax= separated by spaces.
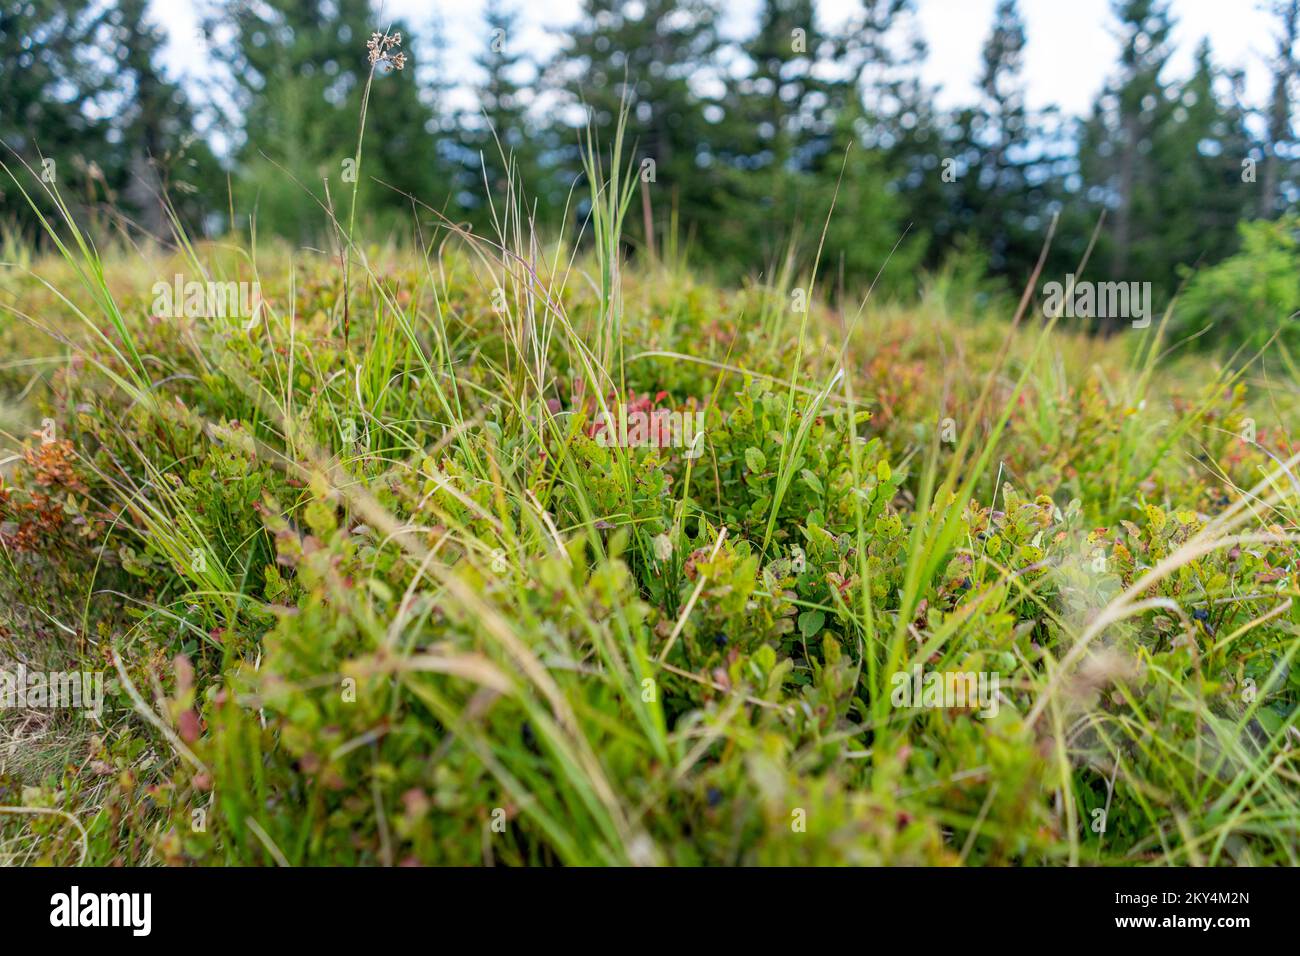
xmin=149 ymin=0 xmax=1281 ymax=120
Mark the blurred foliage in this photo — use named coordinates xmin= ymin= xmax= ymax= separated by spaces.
xmin=1173 ymin=217 xmax=1300 ymax=353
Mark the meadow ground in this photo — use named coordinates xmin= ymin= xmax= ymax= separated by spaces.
xmin=0 ymin=198 xmax=1298 ymax=865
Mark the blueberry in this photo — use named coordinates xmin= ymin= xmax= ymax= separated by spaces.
xmin=706 ymin=787 xmax=723 ymax=807
xmin=715 ymin=633 xmax=728 ymax=648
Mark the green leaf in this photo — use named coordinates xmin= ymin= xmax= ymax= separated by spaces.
xmin=745 ymin=447 xmax=766 ymax=472
xmin=800 ymin=468 xmax=824 ymax=496
xmin=798 ymin=609 xmax=826 ymax=639
xmin=1255 ymin=707 xmax=1285 ymax=735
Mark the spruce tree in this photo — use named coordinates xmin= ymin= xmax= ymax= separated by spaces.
xmin=462 ymin=0 xmax=551 ymax=231
xmin=1077 ymin=0 xmax=1177 ymax=291
xmin=107 ymin=0 xmax=220 ymax=238
xmin=204 ymin=0 xmax=445 ymax=238
xmin=1153 ymin=40 xmax=1254 ymax=283
xmin=1259 ymin=0 xmax=1299 ymax=218
xmin=0 ymin=0 xmax=114 ymax=236
xmin=554 ymin=0 xmax=723 ymax=257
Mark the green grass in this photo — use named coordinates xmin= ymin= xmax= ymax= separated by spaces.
xmin=0 ymin=137 xmax=1299 ymax=866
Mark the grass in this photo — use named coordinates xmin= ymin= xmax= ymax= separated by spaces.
xmin=0 ymin=129 xmax=1299 ymax=866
